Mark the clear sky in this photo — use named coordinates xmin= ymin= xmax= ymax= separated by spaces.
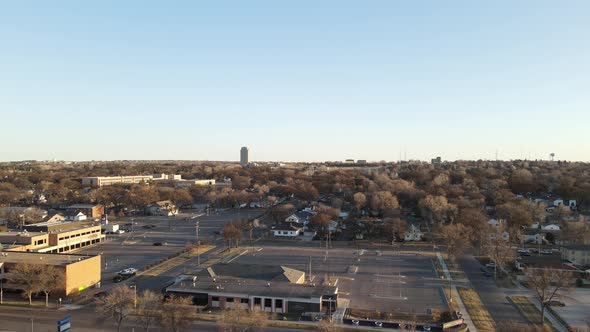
xmin=1 ymin=1 xmax=589 ymax=162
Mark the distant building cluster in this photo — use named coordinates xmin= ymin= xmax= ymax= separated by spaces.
xmin=81 ymin=174 xmax=215 ymax=188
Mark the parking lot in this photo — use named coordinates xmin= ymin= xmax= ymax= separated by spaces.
xmin=80 ymin=209 xmax=264 ymax=287
xmin=232 ymin=245 xmax=448 ymax=316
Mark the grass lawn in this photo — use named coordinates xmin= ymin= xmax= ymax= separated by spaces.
xmin=457 ymin=287 xmax=496 ymax=331
xmin=509 ymin=296 xmax=558 ymax=332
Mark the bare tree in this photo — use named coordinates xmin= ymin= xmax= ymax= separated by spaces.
xmin=6 ymin=263 xmax=42 ymax=305
xmin=95 ymin=285 xmax=135 ymax=332
xmin=217 ymin=307 xmax=268 ymax=332
xmin=316 ymin=318 xmax=340 ymax=332
xmin=525 ymin=267 xmax=573 ymax=323
xmin=159 ymin=295 xmax=194 ymax=332
xmin=383 ymin=218 xmax=407 ymax=244
xmin=438 ymin=223 xmax=472 ymax=260
xmin=484 ymin=225 xmax=516 ymax=279
xmin=353 ymin=192 xmax=367 ymax=211
xmin=222 ymin=221 xmax=243 ymax=248
xmin=38 ymin=265 xmax=65 ymax=307
xmin=135 ymin=290 xmax=162 ymax=332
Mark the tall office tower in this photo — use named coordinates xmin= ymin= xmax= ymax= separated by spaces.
xmin=240 ymin=146 xmax=249 ymax=165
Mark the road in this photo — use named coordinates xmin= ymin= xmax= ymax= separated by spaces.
xmin=458 ymin=254 xmax=528 ymax=325
xmin=0 ymin=305 xmax=304 ymax=332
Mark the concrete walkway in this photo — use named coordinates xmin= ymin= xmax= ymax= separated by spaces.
xmin=438 ymin=253 xmax=478 ymax=332
xmin=529 ymin=297 xmax=569 ymax=332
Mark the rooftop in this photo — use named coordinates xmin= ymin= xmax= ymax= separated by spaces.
xmin=0 ymin=251 xmax=97 ymax=266
xmin=168 ymin=275 xmax=336 ymax=300
xmin=203 ymin=264 xmax=306 ymax=284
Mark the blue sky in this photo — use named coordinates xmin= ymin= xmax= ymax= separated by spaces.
xmin=1 ymin=1 xmax=588 ymax=162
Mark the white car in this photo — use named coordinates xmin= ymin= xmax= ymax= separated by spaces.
xmin=374 ymin=321 xmax=383 ymax=328
xmin=351 ymin=320 xmax=359 ymax=326
xmin=115 ymin=229 xmax=125 ymax=234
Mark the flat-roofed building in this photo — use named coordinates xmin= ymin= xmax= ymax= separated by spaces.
xmin=0 ymin=251 xmax=101 ymax=295
xmin=0 ymin=221 xmax=102 ymax=254
xmin=166 ymin=264 xmax=337 ymax=314
xmin=81 ymin=175 xmax=154 ymax=187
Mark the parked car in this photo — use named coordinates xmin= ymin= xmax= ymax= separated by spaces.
xmin=374 ymin=322 xmax=383 ymax=328
xmin=541 ymin=250 xmax=553 ymax=255
xmin=485 ymin=262 xmax=496 ymax=268
xmin=422 ymin=326 xmax=432 ymax=331
xmin=153 ymin=242 xmax=163 ymax=246
xmin=484 ymin=271 xmax=492 ymax=277
xmin=351 ymin=320 xmax=359 ymax=326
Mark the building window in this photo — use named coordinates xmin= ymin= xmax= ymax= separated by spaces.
xmin=275 ymin=299 xmax=283 ymax=308
xmin=254 ymin=298 xmax=261 ymax=305
xmin=241 ymin=298 xmax=249 ymax=304
xmin=264 ymin=299 xmax=272 ymax=308
xmin=212 ymin=296 xmax=219 ymax=301
xmin=226 ymin=297 xmax=234 ymax=303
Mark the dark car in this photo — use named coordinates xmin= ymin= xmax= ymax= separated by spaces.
xmin=484 ymin=271 xmax=492 ymax=277
xmin=94 ymin=291 xmax=109 ymax=298
xmin=153 ymin=242 xmax=163 ymax=246
xmin=113 ymin=275 xmax=128 ymax=283
xmin=547 ymin=300 xmax=565 ymax=307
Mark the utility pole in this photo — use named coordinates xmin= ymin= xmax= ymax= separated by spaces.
xmin=196 ymin=221 xmax=200 ymax=267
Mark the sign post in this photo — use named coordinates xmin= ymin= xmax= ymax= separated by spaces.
xmin=57 ymin=316 xmax=71 ymax=332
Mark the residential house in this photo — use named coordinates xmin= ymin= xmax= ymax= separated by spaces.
xmin=43 ymin=213 xmax=66 ymax=224
xmin=147 ymin=200 xmax=177 ymax=216
xmin=285 ymin=211 xmax=315 ymax=225
xmin=66 ymin=204 xmax=104 ymax=219
xmin=562 ymin=245 xmax=590 ymax=266
xmin=404 ymin=223 xmax=423 ymax=241
xmin=541 ymin=224 xmax=561 ymax=231
xmin=522 ymin=229 xmax=544 ymax=244
xmin=63 ymin=211 xmax=87 ymax=221
xmin=272 ymin=224 xmax=303 ymax=237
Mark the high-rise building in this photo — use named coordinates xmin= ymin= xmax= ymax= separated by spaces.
xmin=240 ymin=146 xmax=249 ymax=165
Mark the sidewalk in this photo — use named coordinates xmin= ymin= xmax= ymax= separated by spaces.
xmin=438 ymin=253 xmax=477 ymax=332
xmin=529 ymin=297 xmax=568 ymax=332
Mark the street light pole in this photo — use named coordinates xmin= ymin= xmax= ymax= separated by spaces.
xmin=130 ymin=285 xmax=137 ymax=309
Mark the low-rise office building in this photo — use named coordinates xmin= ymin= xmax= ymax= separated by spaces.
xmin=0 ymin=221 xmax=102 ymax=254
xmin=166 ymin=264 xmax=338 ymax=314
xmin=0 ymin=251 xmax=101 ymax=295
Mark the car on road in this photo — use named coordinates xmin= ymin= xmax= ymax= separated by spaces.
xmin=485 ymin=262 xmax=496 ymax=268
xmin=374 ymin=321 xmax=383 ymax=328
xmin=118 ymin=268 xmax=137 ymax=276
xmin=94 ymin=291 xmax=109 ymax=298
xmin=547 ymin=300 xmax=565 ymax=307
xmin=351 ymin=320 xmax=359 ymax=326
xmin=153 ymin=242 xmax=163 ymax=246
xmin=113 ymin=275 xmax=129 ymax=283
xmin=115 ymin=229 xmax=126 ymax=234
xmin=541 ymin=250 xmax=553 ymax=255
xmin=517 ymin=248 xmax=529 ymax=254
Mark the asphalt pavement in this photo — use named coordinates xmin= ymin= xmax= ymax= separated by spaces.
xmin=458 ymin=254 xmax=529 ymax=325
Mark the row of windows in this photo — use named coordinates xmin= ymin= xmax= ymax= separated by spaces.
xmin=211 ymin=297 xmax=282 ymax=308
xmin=34 ymin=239 xmax=47 ymax=246
xmin=58 ymin=229 xmax=100 ymax=241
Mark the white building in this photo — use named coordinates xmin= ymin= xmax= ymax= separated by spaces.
xmin=272 ymin=224 xmax=303 ymax=237
xmin=404 ymin=224 xmax=423 ymax=242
